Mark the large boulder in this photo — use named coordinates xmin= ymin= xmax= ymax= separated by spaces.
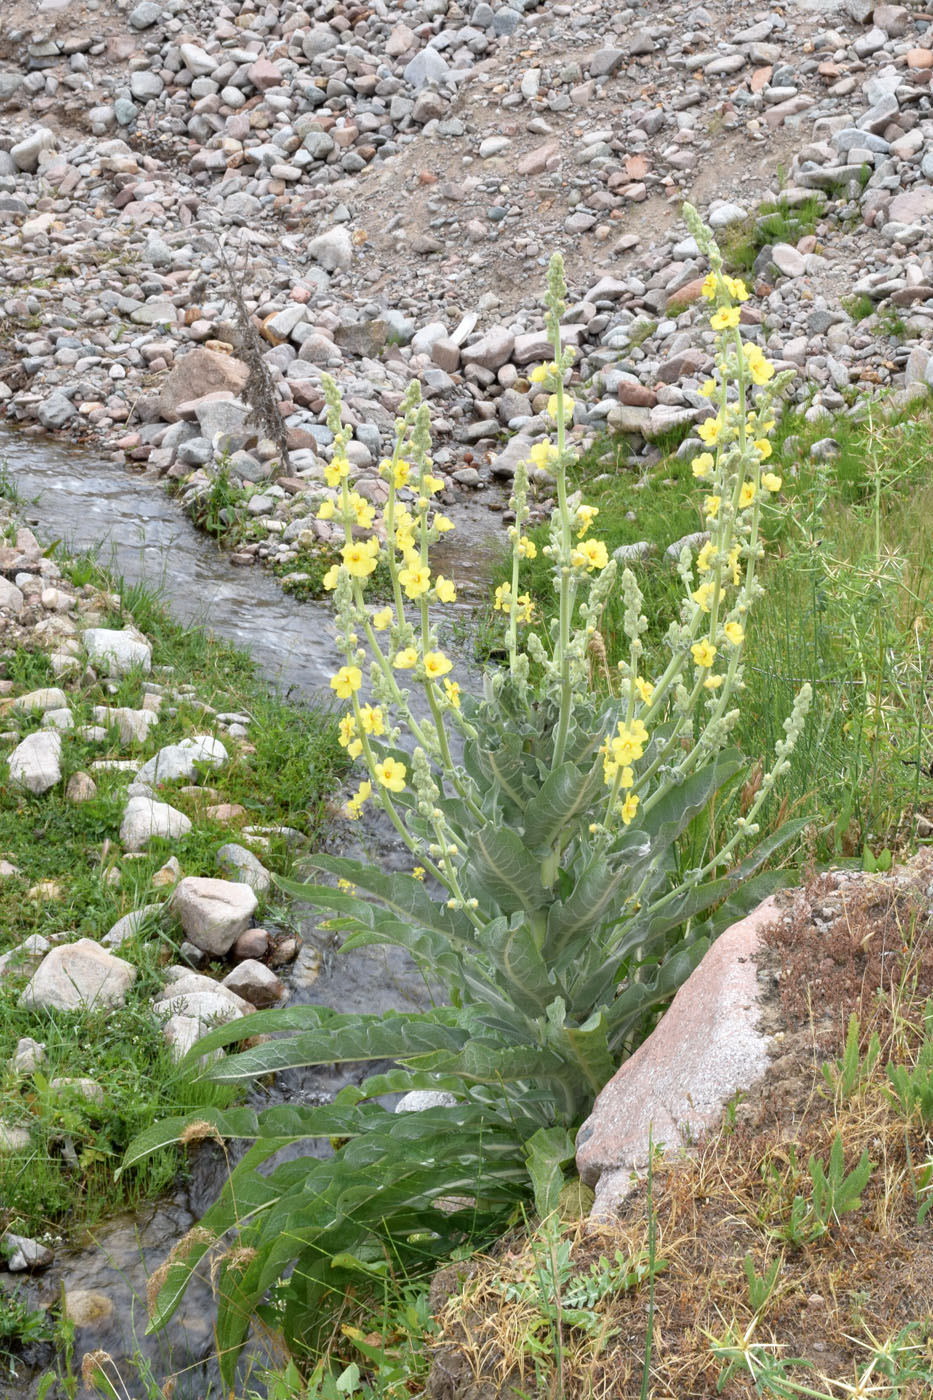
xmin=21 ymin=940 xmax=137 ymax=1012
xmin=120 ymin=796 xmax=192 ymax=851
xmin=170 ymin=877 xmax=258 ymax=955
xmin=576 ymin=897 xmax=780 ymax=1217
xmin=83 ymin=628 xmax=151 ymax=677
xmin=135 ymin=736 xmax=227 ymax=787
xmin=158 ymin=349 xmax=249 ymax=423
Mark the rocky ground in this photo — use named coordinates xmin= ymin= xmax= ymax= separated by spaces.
xmin=2 ymin=0 xmax=933 ymax=586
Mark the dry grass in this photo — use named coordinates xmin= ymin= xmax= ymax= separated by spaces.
xmin=429 ymin=858 xmax=933 ymax=1399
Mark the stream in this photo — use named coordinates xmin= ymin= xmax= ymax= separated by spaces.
xmin=0 ymin=426 xmax=501 ymax=1399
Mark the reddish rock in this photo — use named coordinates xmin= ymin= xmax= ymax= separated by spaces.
xmin=158 ymin=349 xmax=249 ymax=423
xmin=247 ymin=59 xmax=282 ymax=90
xmin=906 ymin=49 xmax=933 ymax=69
xmin=666 ymin=275 xmax=705 ymax=309
xmin=617 ymin=381 xmax=657 ymax=408
xmin=517 ymin=141 xmax=560 ymax=176
xmin=233 ymin=927 xmax=271 ymax=961
xmin=576 ymin=896 xmax=781 ymax=1217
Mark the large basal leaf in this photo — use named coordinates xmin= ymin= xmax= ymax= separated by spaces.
xmin=543 ymin=999 xmax=616 ymax=1100
xmin=545 ymin=835 xmax=649 ymax=953
xmin=522 ymin=760 xmax=604 ymax=853
xmin=462 ymin=734 xmax=528 ymax=812
xmin=277 ymin=861 xmax=474 ymax=949
xmin=201 ymin=1011 xmax=469 ymax=1083
xmin=474 ymin=913 xmax=558 ymax=1016
xmin=525 ymin=1125 xmax=576 ymax=1220
xmin=465 ymin=824 xmax=548 ymax=914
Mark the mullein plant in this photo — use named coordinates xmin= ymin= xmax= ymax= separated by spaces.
xmin=124 ymin=208 xmax=811 ymax=1379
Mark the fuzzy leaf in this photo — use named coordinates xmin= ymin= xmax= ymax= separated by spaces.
xmin=465 ymin=825 xmax=548 ymax=914
xmin=522 ymin=761 xmax=604 ymax=852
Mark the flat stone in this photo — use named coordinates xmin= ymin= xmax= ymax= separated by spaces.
xmin=888 ymin=187 xmax=933 ymax=224
xmin=11 ymin=687 xmax=68 ymax=714
xmin=8 ymin=731 xmax=62 ymax=795
xmin=93 ymin=705 xmax=159 ymax=745
xmin=2 ymin=1232 xmax=53 ymax=1271
xmin=307 ymin=226 xmax=353 ymax=272
xmin=49 ymin=1077 xmax=105 ymax=1104
xmin=0 ymin=578 xmax=24 ymax=613
xmin=0 ymin=1122 xmax=32 ymax=1152
xmin=460 ymin=326 xmax=515 ymax=371
xmin=21 ymin=939 xmax=137 ymax=1012
xmin=120 ymin=796 xmax=192 ymax=851
xmin=576 ymin=897 xmax=780 ymax=1217
xmin=38 ymin=392 xmax=76 ymax=430
xmin=771 ymin=243 xmax=807 ymax=278
xmin=395 ymin=1090 xmax=458 ymax=1112
xmin=170 ymin=877 xmax=258 ymax=956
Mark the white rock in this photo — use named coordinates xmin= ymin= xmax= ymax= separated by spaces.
xmin=102 ymin=904 xmax=164 ymax=948
xmin=395 ymin=1090 xmax=458 ymax=1112
xmin=83 ymin=628 xmax=151 ymax=676
xmin=12 ymin=688 xmax=68 ymax=714
xmin=307 ymin=226 xmax=353 ymax=272
xmin=0 ymin=1123 xmax=32 ymax=1152
xmin=135 ymin=735 xmax=227 ymax=787
xmin=8 ymin=731 xmax=62 ymax=795
xmin=93 ymin=705 xmax=160 ymax=745
xmin=49 ymin=1077 xmax=105 ymax=1105
xmin=120 ymin=796 xmax=192 ymax=851
xmin=0 ymin=578 xmax=24 ymax=613
xmin=170 ymin=877 xmax=258 ymax=955
xmin=21 ymin=939 xmax=136 ymax=1012
xmin=771 ymin=243 xmax=807 ymax=278
xmin=10 ymin=1038 xmax=46 ymax=1074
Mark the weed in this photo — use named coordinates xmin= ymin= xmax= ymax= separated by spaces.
xmin=841 ymin=293 xmax=876 ymax=323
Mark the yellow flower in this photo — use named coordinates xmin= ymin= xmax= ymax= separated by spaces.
xmin=697 ymin=416 xmax=723 ymax=447
xmin=529 ymin=439 xmax=558 ymax=470
xmin=433 ymin=514 xmax=454 ymax=533
xmin=338 ymin=714 xmax=357 ymax=749
xmin=618 ymin=765 xmax=634 ymax=790
xmin=711 ymin=306 xmax=741 ymax=331
xmin=574 ymin=538 xmax=609 ymax=572
xmin=392 ymin=460 xmax=411 ymax=489
xmin=435 ymin=575 xmax=457 ymax=603
xmin=701 ymin=272 xmax=718 ymax=302
xmin=704 ymin=494 xmax=721 ymax=520
xmin=424 ymin=650 xmax=453 ymax=679
xmin=575 ymin=503 xmax=598 ymax=537
xmin=348 ymin=491 xmax=375 ymax=529
xmin=393 ymin=647 xmax=417 ymax=669
xmin=547 ymin=393 xmax=574 ymax=424
xmin=754 ymin=437 xmax=773 ymax=460
xmin=412 ymin=866 xmax=426 ymax=881
xmin=342 ymin=541 xmax=378 ymax=578
xmin=331 ymin=666 xmax=362 ymax=699
xmin=746 ymin=346 xmax=775 ymax=385
xmin=423 ymin=474 xmax=445 ymax=495
xmin=703 ymin=673 xmax=724 ymax=690
xmin=530 ymin=361 xmax=558 ymax=384
xmin=358 ymin=704 xmax=385 ymax=736
xmin=724 ymin=621 xmax=745 ymax=646
xmin=698 ymin=378 xmax=718 ymax=400
xmin=375 ymin=756 xmax=406 ymax=792
xmin=372 ymin=606 xmax=393 ymax=630
xmin=725 ymin=276 xmax=749 ymax=302
xmin=322 ymin=564 xmax=340 ymax=591
xmin=762 ymin=472 xmax=782 ymax=493
xmin=517 ymin=536 xmax=537 ymax=560
xmin=399 ymin=561 xmax=431 ymax=598
xmin=691 ymin=639 xmax=717 ymax=669
xmin=696 ymin=540 xmax=715 ymax=574
xmin=739 ymin=481 xmax=756 ymax=509
xmin=337 ymin=877 xmax=357 ymax=893
xmin=443 ymin=678 xmax=461 ymax=709
xmin=620 ymin=792 xmax=640 ymax=826
xmin=612 ymin=729 xmax=644 ymax=765
xmin=317 ymin=498 xmax=335 ymax=520
xmin=634 ymin=675 xmax=654 ymax=704
xmin=345 ymin=780 xmax=372 ymax=820
xmin=692 ymin=453 xmax=715 ymax=479
xmin=324 ymin=456 xmax=350 ymax=488
xmin=494 ymin=582 xmax=512 ymax=612
xmin=395 ymin=531 xmax=416 ymax=558
xmin=692 ymin=581 xmax=715 ymax=613
xmin=517 ymin=592 xmax=534 ymax=623
xmin=728 ymin=543 xmax=742 ymax=586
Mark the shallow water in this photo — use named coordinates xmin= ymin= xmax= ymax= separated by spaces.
xmin=0 ymin=425 xmax=496 ymax=1398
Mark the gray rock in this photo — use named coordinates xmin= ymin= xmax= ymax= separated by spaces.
xmin=103 ymin=904 xmax=164 ymax=949
xmin=179 ymin=42 xmax=216 ymax=77
xmin=461 ymin=326 xmax=515 ymax=371
xmin=0 ymin=578 xmax=25 ymax=614
xmin=221 ymin=959 xmax=284 ymax=1008
xmin=93 ymin=705 xmax=159 ymax=745
xmin=129 ymin=1 xmax=163 ymax=28
xmin=306 ymin=226 xmax=353 ymax=272
xmin=49 ymin=1077 xmax=105 ymax=1104
xmin=21 ymin=940 xmax=136 ymax=1012
xmin=403 ymin=48 xmax=450 ymax=90
xmin=38 ymin=392 xmax=76 ymax=430
xmin=395 ymin=1090 xmax=458 ymax=1112
xmin=13 ymin=688 xmax=68 ymax=715
xmin=2 ymin=1232 xmax=53 ymax=1271
xmin=0 ymin=1123 xmax=32 ymax=1153
xmin=170 ymin=877 xmax=259 ymax=956
xmin=83 ymin=628 xmax=151 ymax=676
xmin=10 ymin=1037 xmax=46 ymax=1074
xmin=8 ymin=731 xmax=62 ymax=795
xmin=216 ymin=842 xmax=271 ymax=893
xmin=120 ymin=796 xmax=192 ymax=851
xmin=130 ymin=71 xmax=164 ymax=102
xmin=0 ymin=936 xmax=51 ymax=983
xmin=771 ymin=243 xmax=807 ymax=278
xmin=135 ymin=735 xmax=228 ymax=787
xmin=10 ymin=126 xmax=55 ymax=173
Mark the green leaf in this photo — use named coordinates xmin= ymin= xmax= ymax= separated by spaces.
xmin=465 ymin=825 xmax=547 ymax=914
xmin=525 ymin=1126 xmax=575 ymax=1220
xmin=522 ymin=761 xmax=603 ymax=852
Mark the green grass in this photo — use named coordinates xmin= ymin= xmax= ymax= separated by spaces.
xmin=718 ymin=196 xmax=825 ymax=275
xmin=0 ymin=559 xmax=346 ymax=1241
xmin=492 ymin=399 xmax=933 ymax=861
